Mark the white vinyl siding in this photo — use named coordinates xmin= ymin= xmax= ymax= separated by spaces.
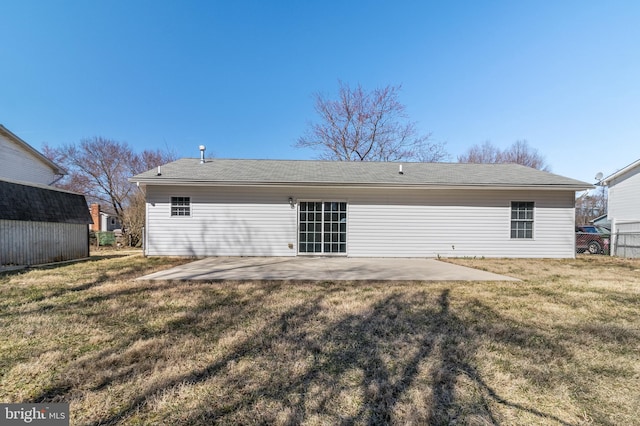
xmin=346 ymin=189 xmax=574 ymax=258
xmin=0 ymin=133 xmax=58 ymax=185
xmin=146 ymin=186 xmax=297 ymax=257
xmin=606 ymin=165 xmax=640 ymax=256
xmin=145 ymin=186 xmax=577 ymax=258
xmin=608 ymin=166 xmax=640 ymax=223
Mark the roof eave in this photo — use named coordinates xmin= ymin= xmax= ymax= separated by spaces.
xmin=0 ymin=177 xmax=86 ymax=196
xmin=0 ymin=124 xmax=67 ymax=176
xmin=602 ymin=158 xmax=640 ymax=185
xmin=129 ymin=178 xmax=591 ymax=191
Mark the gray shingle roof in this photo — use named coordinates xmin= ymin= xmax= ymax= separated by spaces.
xmin=0 ymin=179 xmax=93 ymax=224
xmin=130 ymin=158 xmax=592 ymax=189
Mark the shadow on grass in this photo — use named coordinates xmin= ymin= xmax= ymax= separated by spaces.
xmin=19 ymin=279 xmax=582 ymax=425
xmin=0 ymin=263 xmax=174 ymax=320
xmin=0 ymin=253 xmax=138 ymax=276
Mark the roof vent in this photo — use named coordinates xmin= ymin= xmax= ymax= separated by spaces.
xmin=156 ymin=166 xmax=161 ymax=176
xmin=199 ymin=145 xmax=206 ymax=164
xmin=399 ymin=164 xmax=404 ymax=175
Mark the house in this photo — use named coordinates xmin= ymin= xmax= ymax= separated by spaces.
xmin=0 ymin=125 xmax=93 ymax=267
xmin=0 ymin=124 xmax=66 ymax=185
xmin=601 ymin=159 xmax=640 ymax=258
xmin=130 ymin=158 xmax=591 ymax=259
xmin=590 ymin=214 xmax=611 ymax=230
xmin=89 ymin=203 xmax=122 ymax=232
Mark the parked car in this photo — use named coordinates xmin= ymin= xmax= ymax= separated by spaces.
xmin=594 ymin=225 xmax=611 ymax=238
xmin=576 ymin=225 xmax=609 ymax=254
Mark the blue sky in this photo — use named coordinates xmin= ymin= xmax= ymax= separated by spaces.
xmin=1 ymin=0 xmax=639 ymax=184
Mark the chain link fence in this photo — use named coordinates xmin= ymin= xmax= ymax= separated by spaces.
xmin=576 ymin=232 xmax=610 ymax=255
xmin=90 ymin=230 xmax=126 ymax=248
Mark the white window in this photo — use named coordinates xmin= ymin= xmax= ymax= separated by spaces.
xmin=511 ymin=201 xmax=533 ymax=239
xmin=171 ymin=197 xmax=191 ymax=216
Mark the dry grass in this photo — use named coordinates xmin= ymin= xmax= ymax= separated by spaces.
xmin=1 ymin=254 xmax=639 ymax=425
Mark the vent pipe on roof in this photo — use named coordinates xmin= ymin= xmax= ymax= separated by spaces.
xmin=399 ymin=164 xmax=404 ymax=175
xmin=199 ymin=145 xmax=206 ymax=164
xmin=157 ymin=166 xmax=161 ymax=176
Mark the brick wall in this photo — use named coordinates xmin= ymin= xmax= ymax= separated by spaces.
xmin=90 ymin=203 xmax=100 ymax=231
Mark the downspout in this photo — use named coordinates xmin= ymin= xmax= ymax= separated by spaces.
xmin=136 ymin=181 xmax=149 ymax=256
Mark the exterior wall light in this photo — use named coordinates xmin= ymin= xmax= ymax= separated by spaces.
xmin=288 ymin=197 xmax=295 ymax=208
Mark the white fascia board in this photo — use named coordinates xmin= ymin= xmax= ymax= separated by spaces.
xmin=0 ymin=125 xmax=67 ymax=176
xmin=129 ymin=178 xmax=592 ymax=191
xmin=602 ymin=158 xmax=640 ymax=186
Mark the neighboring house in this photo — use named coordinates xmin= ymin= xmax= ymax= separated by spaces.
xmin=130 ymin=158 xmax=592 ymax=259
xmin=89 ymin=203 xmax=121 ymax=232
xmin=0 ymin=125 xmax=93 ymax=267
xmin=601 ymin=159 xmax=640 ymax=258
xmin=590 ymin=214 xmax=611 ymax=229
xmin=0 ymin=124 xmax=65 ymax=185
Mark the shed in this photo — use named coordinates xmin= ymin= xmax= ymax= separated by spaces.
xmin=0 ymin=179 xmax=92 ymax=266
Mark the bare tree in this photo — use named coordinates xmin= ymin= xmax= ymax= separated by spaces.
xmin=458 ymin=140 xmax=550 ymax=171
xmin=44 ymin=138 xmax=175 ymax=245
xmin=575 ymin=187 xmax=608 ymax=226
xmin=296 ymin=81 xmax=448 ymax=162
xmin=502 ymin=140 xmax=549 ymax=171
xmin=120 ymin=190 xmax=147 ymax=246
xmin=456 ymin=141 xmax=502 ymax=164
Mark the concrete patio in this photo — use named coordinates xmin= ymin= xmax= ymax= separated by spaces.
xmin=137 ymin=257 xmax=519 ymax=281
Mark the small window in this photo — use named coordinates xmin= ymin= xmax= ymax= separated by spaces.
xmin=171 ymin=197 xmax=191 ymax=216
xmin=511 ymin=201 xmax=533 ymax=239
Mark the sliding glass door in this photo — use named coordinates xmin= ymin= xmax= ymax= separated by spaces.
xmin=298 ymin=201 xmax=347 ymax=254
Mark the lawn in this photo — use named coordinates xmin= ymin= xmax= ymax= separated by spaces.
xmin=1 ymin=254 xmax=639 ymax=425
